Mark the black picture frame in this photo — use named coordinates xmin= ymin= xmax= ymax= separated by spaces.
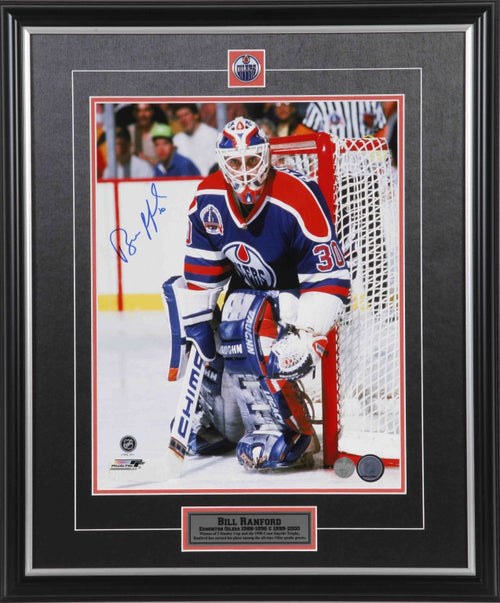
xmin=1 ymin=1 xmax=498 ymax=601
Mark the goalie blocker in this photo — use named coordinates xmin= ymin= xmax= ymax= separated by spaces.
xmin=163 ymin=277 xmax=341 ymax=470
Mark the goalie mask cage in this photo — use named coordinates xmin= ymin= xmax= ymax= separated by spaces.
xmin=270 ymin=133 xmax=403 ymax=468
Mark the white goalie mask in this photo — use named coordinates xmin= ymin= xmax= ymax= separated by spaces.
xmin=215 ymin=117 xmax=271 ymax=205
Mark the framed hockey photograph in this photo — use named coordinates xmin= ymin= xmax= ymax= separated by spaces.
xmin=1 ymin=1 xmax=498 ymax=602
xmin=92 ymin=95 xmax=405 ymax=496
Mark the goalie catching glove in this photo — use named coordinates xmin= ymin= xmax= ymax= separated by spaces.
xmin=266 ymin=325 xmax=328 ymax=381
xmin=266 ymin=291 xmax=345 ymax=381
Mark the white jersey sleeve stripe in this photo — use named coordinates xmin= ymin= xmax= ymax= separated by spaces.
xmin=299 ymin=269 xmax=350 ymax=284
xmin=185 ymin=245 xmax=226 ymax=261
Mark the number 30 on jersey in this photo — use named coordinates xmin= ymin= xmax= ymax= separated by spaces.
xmin=313 ymin=241 xmax=346 ymax=272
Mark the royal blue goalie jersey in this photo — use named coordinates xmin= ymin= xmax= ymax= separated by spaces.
xmin=184 ymin=168 xmax=350 ymax=303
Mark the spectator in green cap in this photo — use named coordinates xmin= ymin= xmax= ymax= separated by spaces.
xmin=152 ymin=123 xmax=201 ymax=177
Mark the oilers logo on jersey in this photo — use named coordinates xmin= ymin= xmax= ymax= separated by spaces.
xmin=223 ymin=242 xmax=277 ymax=289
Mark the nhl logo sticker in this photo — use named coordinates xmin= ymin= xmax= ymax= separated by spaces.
xmin=120 ymin=435 xmax=137 ymax=453
xmin=228 ymin=50 xmax=265 ymax=88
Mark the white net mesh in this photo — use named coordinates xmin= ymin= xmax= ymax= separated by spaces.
xmin=271 ymin=135 xmax=401 ymax=462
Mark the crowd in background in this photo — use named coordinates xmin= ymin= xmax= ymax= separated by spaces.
xmin=96 ymin=100 xmax=398 ymax=181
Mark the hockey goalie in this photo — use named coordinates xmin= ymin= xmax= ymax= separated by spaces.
xmin=163 ymin=117 xmax=350 ymax=472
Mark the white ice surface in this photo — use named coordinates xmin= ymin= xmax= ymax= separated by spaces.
xmin=94 ymin=311 xmax=403 ymax=494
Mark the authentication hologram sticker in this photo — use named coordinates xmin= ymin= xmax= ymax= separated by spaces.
xmin=333 ymin=456 xmax=356 ymax=478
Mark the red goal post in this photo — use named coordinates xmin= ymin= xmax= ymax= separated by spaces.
xmin=269 ymin=133 xmax=402 ymax=469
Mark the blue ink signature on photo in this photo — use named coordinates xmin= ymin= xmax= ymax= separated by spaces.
xmin=109 ymin=183 xmax=167 ymax=263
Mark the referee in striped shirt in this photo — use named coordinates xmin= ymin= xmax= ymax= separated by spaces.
xmin=295 ymin=100 xmax=388 ymax=139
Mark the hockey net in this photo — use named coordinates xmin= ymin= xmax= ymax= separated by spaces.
xmin=270 ymin=133 xmax=402 ymax=467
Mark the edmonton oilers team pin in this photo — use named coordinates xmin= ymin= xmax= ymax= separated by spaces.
xmin=228 ymin=50 xmax=265 ymax=88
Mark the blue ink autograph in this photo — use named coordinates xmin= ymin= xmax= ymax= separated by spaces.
xmin=109 ymin=183 xmax=167 ymax=263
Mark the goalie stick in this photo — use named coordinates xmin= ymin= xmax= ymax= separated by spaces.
xmin=108 ymin=348 xmax=205 ymax=483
